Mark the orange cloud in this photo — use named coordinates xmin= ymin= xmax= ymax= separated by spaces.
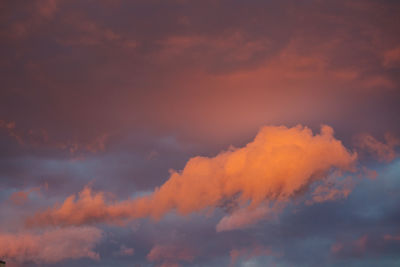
xmin=0 ymin=227 xmax=102 ymax=264
xmin=28 ymin=125 xmax=357 ymax=229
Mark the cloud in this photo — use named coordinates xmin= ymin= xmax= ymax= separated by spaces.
xmin=0 ymin=118 xmax=110 ymax=156
xmin=383 ymin=46 xmax=400 ymax=67
xmin=307 ymin=174 xmax=354 ymax=204
xmin=9 ymin=186 xmax=42 ymax=206
xmin=384 ymin=234 xmax=400 ymax=241
xmin=36 ymin=0 xmax=59 ymax=18
xmin=216 ymin=205 xmax=274 ymax=232
xmin=28 ymin=125 xmax=357 ymax=229
xmin=114 ymin=245 xmax=135 ymax=256
xmin=230 ymin=245 xmax=277 ymax=267
xmin=355 ymin=133 xmax=400 ymax=162
xmin=147 ymin=244 xmax=195 ymax=267
xmin=4 ymin=0 xmax=60 ymax=39
xmin=331 ymin=235 xmax=375 ymax=259
xmin=0 ymin=226 xmax=102 ymax=264
xmin=158 ymin=263 xmax=180 ymax=267
xmin=0 ymin=120 xmax=23 ymax=145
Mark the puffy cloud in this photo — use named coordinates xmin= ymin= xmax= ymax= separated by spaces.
xmin=0 ymin=226 xmax=102 ymax=264
xmin=28 ymin=125 xmax=357 ymax=229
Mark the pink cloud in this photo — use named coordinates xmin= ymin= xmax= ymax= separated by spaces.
xmin=0 ymin=227 xmax=102 ymax=264
xmin=355 ymin=132 xmax=400 ymax=162
xmin=9 ymin=187 xmax=42 ymax=206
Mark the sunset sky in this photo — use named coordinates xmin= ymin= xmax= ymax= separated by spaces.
xmin=1 ymin=1 xmax=400 ymax=266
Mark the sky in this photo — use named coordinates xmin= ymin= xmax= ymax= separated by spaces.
xmin=1 ymin=0 xmax=400 ymax=266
